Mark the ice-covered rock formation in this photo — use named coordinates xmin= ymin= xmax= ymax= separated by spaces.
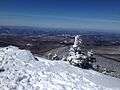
xmin=0 ymin=46 xmax=120 ymax=90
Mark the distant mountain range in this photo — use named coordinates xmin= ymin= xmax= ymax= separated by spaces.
xmin=0 ymin=26 xmax=47 ymax=36
xmin=0 ymin=25 xmax=110 ymax=36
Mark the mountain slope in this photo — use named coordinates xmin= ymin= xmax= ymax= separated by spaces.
xmin=0 ymin=46 xmax=120 ymax=90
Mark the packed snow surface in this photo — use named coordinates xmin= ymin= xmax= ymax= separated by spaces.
xmin=0 ymin=46 xmax=120 ymax=90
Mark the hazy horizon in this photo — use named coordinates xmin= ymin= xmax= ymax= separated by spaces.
xmin=0 ymin=0 xmax=120 ymax=32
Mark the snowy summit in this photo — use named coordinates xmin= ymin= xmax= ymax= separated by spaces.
xmin=0 ymin=46 xmax=120 ymax=90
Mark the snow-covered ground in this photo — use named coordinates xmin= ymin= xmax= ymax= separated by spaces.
xmin=0 ymin=46 xmax=120 ymax=90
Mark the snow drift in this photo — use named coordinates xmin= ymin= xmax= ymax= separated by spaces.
xmin=0 ymin=46 xmax=120 ymax=90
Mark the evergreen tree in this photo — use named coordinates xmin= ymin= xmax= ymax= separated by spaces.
xmin=67 ymin=35 xmax=96 ymax=69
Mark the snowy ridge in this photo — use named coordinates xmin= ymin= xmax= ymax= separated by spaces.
xmin=0 ymin=46 xmax=120 ymax=90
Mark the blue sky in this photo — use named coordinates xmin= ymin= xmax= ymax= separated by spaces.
xmin=0 ymin=0 xmax=120 ymax=31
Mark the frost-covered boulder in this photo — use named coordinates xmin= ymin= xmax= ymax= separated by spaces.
xmin=0 ymin=46 xmax=35 ymax=67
